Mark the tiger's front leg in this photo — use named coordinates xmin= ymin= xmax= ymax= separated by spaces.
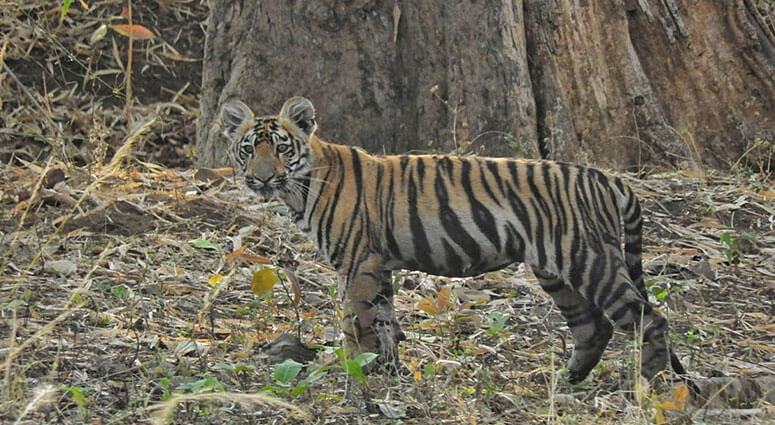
xmin=340 ymin=255 xmax=405 ymax=370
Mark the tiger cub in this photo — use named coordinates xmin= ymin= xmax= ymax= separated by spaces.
xmin=220 ymin=96 xmax=689 ymax=386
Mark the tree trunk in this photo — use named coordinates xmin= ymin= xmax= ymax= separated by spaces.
xmin=197 ymin=1 xmax=775 ymax=170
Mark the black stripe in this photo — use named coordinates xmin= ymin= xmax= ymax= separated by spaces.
xmin=461 ymin=159 xmax=501 ymax=251
xmin=435 ymin=161 xmax=481 ymax=264
xmin=333 ymin=149 xmax=365 ymax=265
xmin=442 ymin=239 xmax=463 ymax=271
xmin=478 ymin=159 xmax=503 ymax=207
xmin=486 ymin=161 xmax=507 ymax=197
xmin=321 ymin=150 xmax=347 ymax=261
xmin=408 ymin=171 xmax=434 ymax=267
xmin=384 ymin=164 xmax=401 ymax=258
xmin=505 ymin=162 xmax=532 ymax=246
xmin=503 ymin=223 xmax=525 ymax=261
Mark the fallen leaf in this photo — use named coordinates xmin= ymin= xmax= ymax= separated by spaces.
xmin=208 ymin=274 xmax=223 ymax=287
xmin=112 ymin=24 xmax=155 ymax=40
xmin=285 ymin=270 xmax=302 ymax=306
xmin=242 ymin=252 xmax=272 ymax=264
xmin=225 ymin=245 xmax=247 ymax=264
xmin=252 ymin=268 xmax=279 ymax=297
xmin=189 ymin=238 xmax=220 ymax=251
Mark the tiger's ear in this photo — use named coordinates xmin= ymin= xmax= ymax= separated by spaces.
xmin=280 ymin=96 xmax=316 ymax=136
xmin=220 ymin=101 xmax=255 ymax=142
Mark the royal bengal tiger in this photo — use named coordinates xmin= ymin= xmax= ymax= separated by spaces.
xmin=219 ymin=96 xmax=690 ymax=387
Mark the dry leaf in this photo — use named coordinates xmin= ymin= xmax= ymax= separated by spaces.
xmin=417 ymin=286 xmax=454 ymax=316
xmin=673 ymin=385 xmax=690 ymax=406
xmin=436 ymin=286 xmax=452 ymax=313
xmin=285 ymin=270 xmax=302 ymax=306
xmin=242 ymin=252 xmax=272 ymax=264
xmin=161 ymin=51 xmax=199 ymax=62
xmin=225 ymin=245 xmax=247 ymax=264
xmin=90 ymin=24 xmax=108 ymax=45
xmin=112 ymin=24 xmax=155 ymax=40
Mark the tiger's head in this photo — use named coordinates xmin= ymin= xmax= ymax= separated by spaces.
xmin=220 ymin=97 xmax=317 ymax=206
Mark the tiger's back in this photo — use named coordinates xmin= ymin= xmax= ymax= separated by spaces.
xmin=220 ymin=96 xmax=688 ymax=388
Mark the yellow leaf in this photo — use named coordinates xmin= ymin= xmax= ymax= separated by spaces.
xmin=659 ymin=400 xmax=681 ymax=411
xmin=78 ymin=0 xmax=89 ymax=9
xmin=252 ymin=268 xmax=279 ymax=297
xmin=413 ymin=371 xmax=422 ymax=381
xmin=208 ymin=274 xmax=223 ymax=287
xmin=655 ymin=407 xmax=666 ymax=425
xmin=112 ymin=24 xmax=155 ymax=40
xmin=673 ymin=385 xmax=690 ymax=406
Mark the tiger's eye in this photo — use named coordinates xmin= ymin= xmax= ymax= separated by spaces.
xmin=277 ymin=144 xmax=290 ymax=154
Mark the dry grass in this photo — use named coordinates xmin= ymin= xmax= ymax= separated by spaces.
xmin=1 ymin=1 xmax=775 ymax=424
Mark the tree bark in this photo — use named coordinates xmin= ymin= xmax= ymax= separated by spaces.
xmin=197 ymin=0 xmax=775 ymax=170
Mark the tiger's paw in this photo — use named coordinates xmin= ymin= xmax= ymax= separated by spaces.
xmin=345 ymin=317 xmax=405 ymax=375
xmin=363 ymin=318 xmax=405 ymax=374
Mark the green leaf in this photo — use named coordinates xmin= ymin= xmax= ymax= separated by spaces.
xmin=177 ymin=376 xmax=223 ymax=393
xmin=61 ymin=385 xmax=88 ymax=417
xmin=189 ymin=238 xmax=221 ymax=251
xmin=110 ymin=285 xmax=129 ymax=299
xmin=212 ymin=363 xmax=234 ymax=372
xmin=300 ymin=368 xmax=328 ymax=385
xmin=260 ymin=385 xmax=285 ymax=394
xmin=343 ymin=359 xmax=365 ymax=383
xmin=289 ymin=383 xmax=309 ymax=397
xmin=353 ymin=352 xmax=379 ymax=368
xmin=60 ymin=0 xmax=73 ymax=23
xmin=273 ymin=359 xmax=303 ymax=385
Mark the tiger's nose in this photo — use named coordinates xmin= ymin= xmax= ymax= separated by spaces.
xmin=247 ymin=173 xmax=274 ymax=184
xmin=257 ymin=173 xmax=275 ymax=183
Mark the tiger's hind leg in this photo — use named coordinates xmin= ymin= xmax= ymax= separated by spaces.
xmin=584 ymin=255 xmax=680 ymax=382
xmin=533 ymin=267 xmax=614 ymax=383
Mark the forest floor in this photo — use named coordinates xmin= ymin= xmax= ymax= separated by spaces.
xmin=2 ymin=2 xmax=775 ymax=425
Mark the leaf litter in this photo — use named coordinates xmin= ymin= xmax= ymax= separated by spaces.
xmin=1 ymin=1 xmax=775 ymax=424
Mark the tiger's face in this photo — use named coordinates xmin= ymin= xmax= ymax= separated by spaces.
xmin=220 ymin=97 xmax=317 ymax=204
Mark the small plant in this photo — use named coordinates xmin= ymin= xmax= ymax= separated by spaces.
xmin=262 ymin=349 xmax=377 ymax=399
xmin=484 ymin=311 xmax=509 ymax=338
xmin=645 ymin=280 xmax=686 ymax=304
xmin=261 ymin=359 xmax=325 ymax=397
xmin=61 ymin=385 xmax=89 ymax=420
xmin=158 ymin=378 xmax=173 ymax=401
xmin=683 ymin=328 xmax=707 ymax=345
xmin=719 ymin=231 xmax=742 ymax=264
xmin=334 ymin=347 xmax=379 ymax=384
xmin=504 ymin=134 xmax=526 ymax=156
xmin=110 ymin=284 xmax=131 ymax=299
xmin=176 ymin=375 xmax=224 ymax=393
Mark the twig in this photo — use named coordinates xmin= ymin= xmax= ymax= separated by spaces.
xmin=124 ymin=0 xmax=134 ymax=133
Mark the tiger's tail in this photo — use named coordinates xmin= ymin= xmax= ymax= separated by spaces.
xmin=615 ymin=179 xmax=648 ymax=301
